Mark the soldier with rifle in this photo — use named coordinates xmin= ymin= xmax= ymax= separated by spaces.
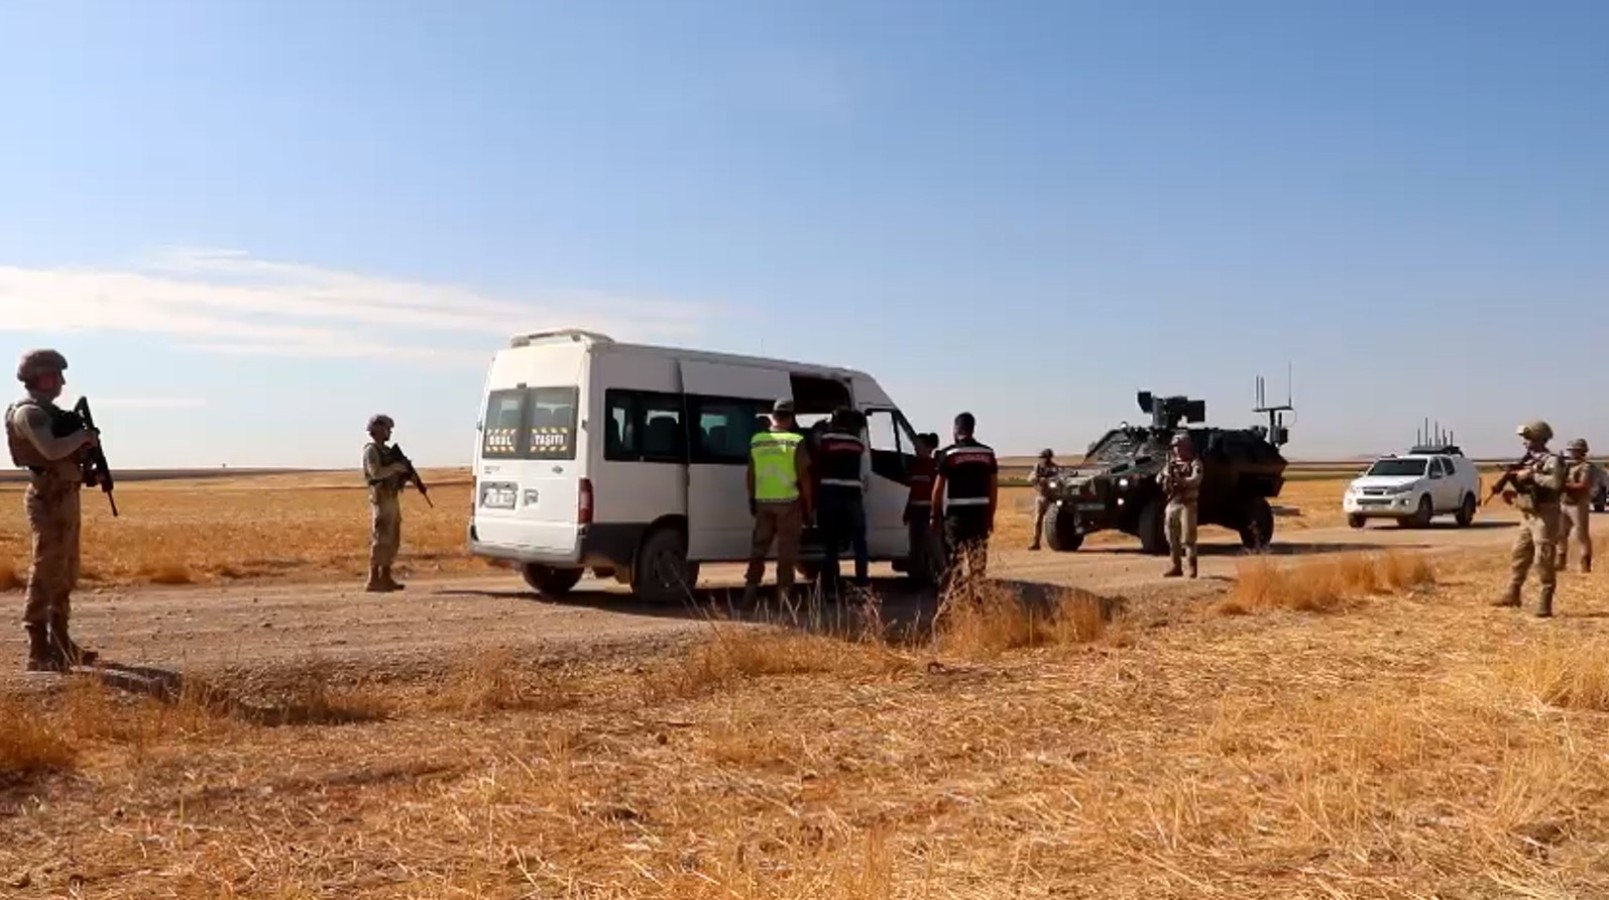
xmin=4 ymin=349 xmax=105 ymax=671
xmin=363 ymin=414 xmax=430 ymax=592
xmin=1490 ymin=420 xmax=1566 ymax=617
xmin=1158 ymin=432 xmax=1204 ymax=578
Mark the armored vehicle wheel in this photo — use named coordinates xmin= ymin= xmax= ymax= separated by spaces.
xmin=1137 ymin=498 xmax=1168 ymax=555
xmin=1454 ymin=493 xmax=1477 ymax=527
xmin=1238 ymin=496 xmax=1274 ymax=550
xmin=1043 ymin=505 xmax=1084 ymax=552
xmin=1347 ymin=513 xmax=1366 ymax=529
xmin=522 ymin=564 xmax=583 ymax=597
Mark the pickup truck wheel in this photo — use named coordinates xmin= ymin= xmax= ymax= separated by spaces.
xmin=1347 ymin=513 xmax=1366 ymax=529
xmin=1403 ymin=494 xmax=1433 ymax=528
xmin=521 ymin=564 xmax=583 ymax=597
xmin=1454 ymin=493 xmax=1477 ymax=527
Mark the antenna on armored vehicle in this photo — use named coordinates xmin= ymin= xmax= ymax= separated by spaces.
xmin=1252 ymin=363 xmax=1295 ymax=447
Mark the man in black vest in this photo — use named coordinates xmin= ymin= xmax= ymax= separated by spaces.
xmin=813 ymin=407 xmax=867 ymax=599
xmin=931 ymin=411 xmax=998 ymax=590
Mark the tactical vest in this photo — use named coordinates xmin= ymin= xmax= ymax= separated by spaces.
xmin=365 ymin=442 xmax=403 ymax=492
xmin=5 ymin=398 xmax=78 ymax=479
xmin=750 ymin=430 xmax=803 ymax=502
xmin=815 ymin=428 xmax=865 ymax=491
xmin=1161 ymin=458 xmax=1201 ymax=504
xmin=1516 ymin=451 xmax=1563 ymax=510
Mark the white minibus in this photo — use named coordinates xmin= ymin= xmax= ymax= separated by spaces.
xmin=468 ymin=329 xmax=929 ymax=603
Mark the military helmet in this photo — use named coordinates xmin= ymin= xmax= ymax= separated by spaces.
xmin=1567 ymin=438 xmax=1589 ymax=453
xmin=1039 ymin=448 xmax=1054 ymax=460
xmin=367 ymin=413 xmax=395 ymax=431
xmin=1516 ymin=420 xmax=1553 ymax=442
xmin=16 ymin=348 xmax=67 ymax=383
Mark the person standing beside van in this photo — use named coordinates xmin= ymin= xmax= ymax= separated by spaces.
xmin=931 ymin=412 xmax=998 ymax=588
xmin=814 ymin=408 xmax=868 ymax=598
xmin=743 ymin=399 xmax=812 ymax=603
xmin=363 ymin=414 xmax=414 ymax=592
xmin=903 ymin=433 xmax=942 ymax=583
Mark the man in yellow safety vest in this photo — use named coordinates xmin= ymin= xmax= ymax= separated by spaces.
xmin=744 ymin=399 xmax=812 ymax=603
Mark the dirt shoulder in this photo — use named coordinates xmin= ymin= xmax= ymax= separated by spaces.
xmin=0 ymin=513 xmax=1524 ymax=682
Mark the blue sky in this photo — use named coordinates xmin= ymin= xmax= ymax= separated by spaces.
xmin=3 ymin=0 xmax=1606 ymax=468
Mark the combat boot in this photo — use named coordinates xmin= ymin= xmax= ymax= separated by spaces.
xmin=48 ymin=614 xmax=96 ymax=667
xmin=1535 ymin=587 xmax=1555 ymax=619
xmin=1187 ymin=556 xmax=1198 ymax=579
xmin=379 ymin=566 xmax=405 ymax=591
xmin=1492 ymin=585 xmax=1521 ymax=608
xmin=24 ymin=624 xmax=61 ymax=673
xmin=365 ymin=566 xmax=386 ymax=592
xmin=1163 ymin=563 xmax=1183 ymax=578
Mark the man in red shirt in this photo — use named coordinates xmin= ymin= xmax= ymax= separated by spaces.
xmin=903 ymin=432 xmax=942 ymax=584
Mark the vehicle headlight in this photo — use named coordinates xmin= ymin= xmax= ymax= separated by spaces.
xmin=1118 ymin=477 xmax=1129 ymax=489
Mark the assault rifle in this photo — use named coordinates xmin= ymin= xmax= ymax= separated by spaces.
xmin=388 ymin=443 xmax=433 ymax=507
xmin=69 ymin=397 xmax=118 ymax=516
xmin=1481 ymin=455 xmax=1528 ymax=507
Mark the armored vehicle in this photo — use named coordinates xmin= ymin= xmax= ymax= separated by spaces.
xmin=1039 ymin=388 xmax=1292 ymax=554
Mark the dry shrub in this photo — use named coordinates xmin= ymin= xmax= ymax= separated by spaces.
xmin=428 ymin=648 xmax=580 ymax=715
xmin=0 ymin=693 xmax=77 ymax=780
xmin=1225 ymin=550 xmax=1437 ymax=614
xmin=1501 ymin=634 xmax=1609 ymax=712
xmin=0 ymin=559 xmax=20 ymax=591
xmin=138 ymin=559 xmax=195 ymax=585
xmin=933 ymin=581 xmax=1109 ymax=658
xmin=640 ymin=626 xmax=908 ymax=704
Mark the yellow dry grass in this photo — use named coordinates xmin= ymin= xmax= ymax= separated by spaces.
xmin=2 ymin=470 xmax=1356 ymax=587
xmin=4 ymin=531 xmax=1609 ymax=896
xmin=0 ymin=469 xmax=479 ymax=587
xmin=4 ymin=468 xmax=1608 ymax=896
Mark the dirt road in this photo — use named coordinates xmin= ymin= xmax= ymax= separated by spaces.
xmin=0 ymin=512 xmax=1525 ymax=680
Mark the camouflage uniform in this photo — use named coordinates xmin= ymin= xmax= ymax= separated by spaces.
xmin=1157 ymin=434 xmax=1204 ymax=578
xmin=1558 ymin=438 xmax=1598 ymax=573
xmin=5 ymin=350 xmax=99 ymax=671
xmin=1497 ymin=420 xmax=1566 ymax=617
xmin=363 ymin=414 xmax=413 ymax=592
xmin=1026 ymin=450 xmax=1059 ymax=550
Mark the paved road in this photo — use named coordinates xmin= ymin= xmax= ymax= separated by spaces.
xmin=0 ymin=511 xmax=1527 ymax=680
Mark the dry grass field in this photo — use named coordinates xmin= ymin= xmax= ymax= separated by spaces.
xmin=0 ymin=469 xmax=1353 ymax=589
xmin=3 ymin=470 xmax=1609 ymax=897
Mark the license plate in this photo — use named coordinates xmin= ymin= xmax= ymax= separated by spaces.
xmin=480 ymin=482 xmax=518 ymax=509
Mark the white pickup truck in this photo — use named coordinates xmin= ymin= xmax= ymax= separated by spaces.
xmin=1343 ymin=446 xmax=1482 ymax=528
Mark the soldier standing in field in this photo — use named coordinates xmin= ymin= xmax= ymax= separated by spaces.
xmin=1557 ymin=438 xmax=1598 ymax=573
xmin=1027 ymin=448 xmax=1059 ymax=550
xmin=1158 ymin=432 xmax=1203 ymax=578
xmin=5 ymin=349 xmax=100 ymax=671
xmin=1496 ymin=420 xmax=1566 ymax=617
xmin=363 ymin=414 xmax=414 ymax=592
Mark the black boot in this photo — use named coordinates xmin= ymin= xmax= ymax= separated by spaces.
xmin=1535 ymin=587 xmax=1555 ymax=619
xmin=25 ymin=624 xmax=62 ymax=672
xmin=49 ymin=613 xmax=97 ymax=667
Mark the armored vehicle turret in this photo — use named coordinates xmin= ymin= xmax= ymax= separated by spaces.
xmin=1039 ymin=386 xmax=1291 ymax=554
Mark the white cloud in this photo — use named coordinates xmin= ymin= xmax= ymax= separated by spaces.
xmin=0 ymin=246 xmax=714 ymax=362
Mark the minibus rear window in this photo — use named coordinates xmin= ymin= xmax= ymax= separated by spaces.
xmin=480 ymin=386 xmax=579 ymax=461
